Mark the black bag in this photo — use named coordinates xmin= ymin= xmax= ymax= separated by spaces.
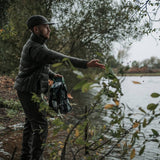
xmin=49 ymin=77 xmax=72 ymax=114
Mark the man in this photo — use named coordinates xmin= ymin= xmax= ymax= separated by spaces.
xmin=14 ymin=15 xmax=105 ymax=160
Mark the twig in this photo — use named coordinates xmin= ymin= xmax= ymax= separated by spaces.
xmin=10 ymin=146 xmax=17 ymax=160
xmin=61 ymin=99 xmax=100 ymax=159
xmin=84 ymin=106 xmax=88 ymax=155
xmin=61 ymin=116 xmax=86 ymax=160
xmin=100 ymin=127 xmax=132 ymax=160
xmin=129 ymin=0 xmax=150 ymax=21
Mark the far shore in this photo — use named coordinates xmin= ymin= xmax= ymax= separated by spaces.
xmin=117 ymin=72 xmax=160 ymax=76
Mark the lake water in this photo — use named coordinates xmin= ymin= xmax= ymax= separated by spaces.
xmin=73 ymin=76 xmax=160 ymax=159
xmin=120 ymin=76 xmax=160 ymax=160
xmin=121 ymin=76 xmax=160 ymax=111
xmin=101 ymin=76 xmax=160 ymax=160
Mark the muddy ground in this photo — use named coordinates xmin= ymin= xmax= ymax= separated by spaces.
xmin=0 ymin=76 xmax=58 ymax=159
xmin=0 ymin=76 xmax=80 ymax=160
xmin=0 ymin=75 xmax=92 ymax=160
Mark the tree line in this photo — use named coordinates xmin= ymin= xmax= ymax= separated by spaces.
xmin=0 ymin=0 xmax=154 ymax=75
xmin=131 ymin=56 xmax=160 ymax=69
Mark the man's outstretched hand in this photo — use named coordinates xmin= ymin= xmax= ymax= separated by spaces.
xmin=87 ymin=59 xmax=105 ymax=70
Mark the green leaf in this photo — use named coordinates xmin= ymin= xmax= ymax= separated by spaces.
xmin=82 ymin=82 xmax=93 ymax=93
xmin=151 ymin=93 xmax=160 ymax=98
xmin=139 ymin=107 xmax=146 ymax=114
xmin=151 ymin=129 xmax=159 ymax=137
xmin=62 ymin=57 xmax=69 ymax=62
xmin=73 ymin=70 xmax=84 ymax=79
xmin=95 ymin=52 xmax=103 ymax=57
xmin=148 ymin=116 xmax=154 ymax=125
xmin=151 ymin=139 xmax=159 ymax=142
xmin=139 ymin=145 xmax=145 ymax=155
xmin=143 ymin=118 xmax=147 ymax=128
xmin=155 ymin=113 xmax=160 ymax=117
xmin=52 ymin=63 xmax=62 ymax=68
xmin=147 ymin=103 xmax=158 ymax=111
xmin=73 ymin=80 xmax=87 ymax=90
xmin=62 ymin=58 xmax=75 ymax=70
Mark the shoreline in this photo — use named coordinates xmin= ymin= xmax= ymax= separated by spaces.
xmin=117 ymin=73 xmax=160 ymax=76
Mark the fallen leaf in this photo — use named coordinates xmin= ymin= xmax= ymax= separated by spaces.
xmin=96 ymin=152 xmax=99 ymax=156
xmin=104 ymin=104 xmax=115 ymax=109
xmin=75 ymin=129 xmax=79 ymax=137
xmin=128 ymin=144 xmax=132 ymax=149
xmin=88 ymin=129 xmax=94 ymax=136
xmin=69 ymin=124 xmax=73 ymax=128
xmin=113 ymin=99 xmax=120 ymax=106
xmin=0 ymin=29 xmax=3 ymax=33
xmin=132 ymin=81 xmax=141 ymax=84
xmin=130 ymin=148 xmax=135 ymax=159
xmin=133 ymin=122 xmax=139 ymax=128
xmin=58 ymin=141 xmax=63 ymax=144
xmin=60 ymin=145 xmax=64 ymax=149
xmin=58 ymin=150 xmax=62 ymax=156
xmin=117 ymin=143 xmax=121 ymax=147
xmin=67 ymin=128 xmax=70 ymax=133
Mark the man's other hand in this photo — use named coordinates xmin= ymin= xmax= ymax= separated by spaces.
xmin=55 ymin=74 xmax=63 ymax=77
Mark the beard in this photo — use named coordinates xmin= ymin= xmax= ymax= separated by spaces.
xmin=38 ymin=28 xmax=49 ymax=40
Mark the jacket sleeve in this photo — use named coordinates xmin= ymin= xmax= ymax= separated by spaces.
xmin=48 ymin=68 xmax=56 ymax=79
xmin=30 ymin=45 xmax=89 ymax=69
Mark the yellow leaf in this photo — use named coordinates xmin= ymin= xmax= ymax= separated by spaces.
xmin=60 ymin=145 xmax=64 ymax=149
xmin=128 ymin=144 xmax=132 ymax=149
xmin=104 ymin=104 xmax=114 ymax=109
xmin=132 ymin=81 xmax=141 ymax=84
xmin=130 ymin=148 xmax=135 ymax=159
xmin=0 ymin=29 xmax=3 ymax=33
xmin=99 ymin=139 xmax=103 ymax=142
xmin=69 ymin=124 xmax=73 ymax=128
xmin=88 ymin=129 xmax=94 ymax=136
xmin=123 ymin=142 xmax=127 ymax=148
xmin=113 ymin=99 xmax=120 ymax=106
xmin=58 ymin=150 xmax=62 ymax=156
xmin=117 ymin=143 xmax=121 ymax=147
xmin=75 ymin=129 xmax=79 ymax=137
xmin=67 ymin=128 xmax=70 ymax=133
xmin=133 ymin=122 xmax=139 ymax=128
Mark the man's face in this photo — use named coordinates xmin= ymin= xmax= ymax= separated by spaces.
xmin=33 ymin=24 xmax=51 ymax=39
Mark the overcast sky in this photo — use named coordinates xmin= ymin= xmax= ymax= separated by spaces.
xmin=128 ymin=33 xmax=160 ymax=63
xmin=125 ymin=0 xmax=160 ymax=64
xmin=112 ymin=30 xmax=160 ymax=66
xmin=114 ymin=0 xmax=160 ymax=65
